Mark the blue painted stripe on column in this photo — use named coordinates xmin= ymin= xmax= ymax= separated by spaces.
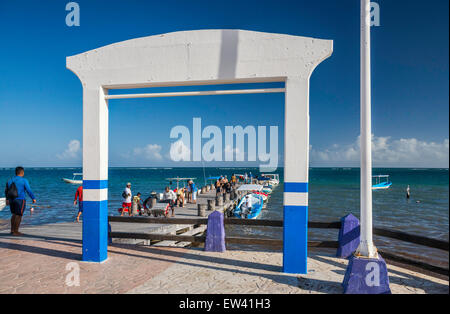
xmin=83 ymin=180 xmax=108 ymax=189
xmin=283 ymin=205 xmax=308 ymax=274
xmin=82 ymin=200 xmax=108 ymax=262
xmin=284 ymin=182 xmax=308 ymax=193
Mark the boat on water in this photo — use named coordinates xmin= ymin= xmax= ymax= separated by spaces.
xmin=372 ymin=175 xmax=392 ymax=190
xmin=262 ymin=186 xmax=273 ymax=194
xmin=234 ymin=193 xmax=264 ymax=219
xmin=206 ymin=176 xmax=222 ymax=182
xmin=252 ymin=191 xmax=269 ymax=202
xmin=0 ymin=198 xmax=6 ymax=211
xmin=62 ymin=173 xmax=83 ymax=185
xmin=259 ymin=173 xmax=280 ymax=186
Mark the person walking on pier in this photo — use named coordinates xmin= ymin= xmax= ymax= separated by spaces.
xmin=162 ymin=186 xmax=176 ymax=217
xmin=215 ymin=179 xmax=222 ymax=196
xmin=74 ymin=185 xmax=83 ymax=222
xmin=176 ymin=187 xmax=185 ymax=207
xmin=188 ymin=180 xmax=198 ymax=204
xmin=4 ymin=167 xmax=36 ymax=236
xmin=132 ymin=192 xmax=142 ymax=216
xmin=121 ymin=182 xmax=132 ymax=216
xmin=231 ymin=174 xmax=237 ymax=187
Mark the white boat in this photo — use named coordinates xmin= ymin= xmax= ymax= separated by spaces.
xmin=262 ymin=186 xmax=272 ymax=194
xmin=237 ymin=184 xmax=264 ymax=193
xmin=260 ymin=173 xmax=280 ymax=186
xmin=372 ymin=175 xmax=392 ymax=190
xmin=0 ymin=198 xmax=6 ymax=211
xmin=62 ymin=173 xmax=83 ymax=185
xmin=234 ymin=193 xmax=264 ymax=219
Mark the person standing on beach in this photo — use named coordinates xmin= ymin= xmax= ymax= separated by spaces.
xmin=74 ymin=185 xmax=83 ymax=222
xmin=121 ymin=183 xmax=132 ymax=216
xmin=4 ymin=167 xmax=36 ymax=236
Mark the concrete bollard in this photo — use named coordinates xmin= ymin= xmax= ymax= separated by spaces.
xmin=343 ymin=255 xmax=391 ymax=294
xmin=216 ymin=195 xmax=223 ymax=207
xmin=206 ymin=185 xmax=210 ymax=192
xmin=224 ymin=193 xmax=230 ymax=203
xmin=210 ymin=184 xmax=215 ymax=190
xmin=108 ymin=223 xmax=112 ymax=245
xmin=150 ymin=197 xmax=157 ymax=209
xmin=337 ymin=214 xmax=360 ymax=258
xmin=201 ymin=186 xmax=207 ymax=194
xmin=207 ymin=199 xmax=215 ymax=211
xmin=204 ymin=211 xmax=226 ymax=252
xmin=198 ymin=204 xmax=207 ymax=217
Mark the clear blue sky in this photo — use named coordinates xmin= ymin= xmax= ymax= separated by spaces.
xmin=0 ymin=0 xmax=448 ymax=168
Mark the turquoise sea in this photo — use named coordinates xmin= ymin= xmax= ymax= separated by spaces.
xmin=1 ymin=167 xmax=448 ymax=264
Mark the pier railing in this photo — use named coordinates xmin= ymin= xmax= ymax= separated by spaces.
xmin=107 ymin=216 xmax=449 ymax=279
xmin=108 ymin=216 xmax=339 ymax=248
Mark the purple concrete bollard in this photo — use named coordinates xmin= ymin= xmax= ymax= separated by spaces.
xmin=108 ymin=223 xmax=112 ymax=245
xmin=342 ymin=254 xmax=391 ymax=294
xmin=204 ymin=211 xmax=226 ymax=252
xmin=336 ymin=214 xmax=360 ymax=258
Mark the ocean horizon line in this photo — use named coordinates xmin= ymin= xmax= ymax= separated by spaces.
xmin=0 ymin=166 xmax=448 ymax=170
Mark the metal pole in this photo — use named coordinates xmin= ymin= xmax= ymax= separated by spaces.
xmin=356 ymin=0 xmax=377 ymax=258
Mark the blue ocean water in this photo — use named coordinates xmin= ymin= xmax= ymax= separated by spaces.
xmin=1 ymin=167 xmax=448 ymax=262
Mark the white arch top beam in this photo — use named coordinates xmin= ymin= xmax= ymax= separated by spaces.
xmin=67 ymin=29 xmax=332 ymax=88
xmin=67 ymin=29 xmax=333 ymax=274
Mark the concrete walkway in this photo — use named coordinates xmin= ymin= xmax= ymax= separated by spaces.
xmin=0 ymin=225 xmax=447 ymax=294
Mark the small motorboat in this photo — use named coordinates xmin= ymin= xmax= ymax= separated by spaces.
xmin=234 ymin=193 xmax=264 ymax=219
xmin=372 ymin=175 xmax=392 ymax=190
xmin=62 ymin=173 xmax=83 ymax=185
xmin=252 ymin=191 xmax=268 ymax=202
xmin=262 ymin=186 xmax=272 ymax=194
xmin=0 ymin=198 xmax=6 ymax=211
xmin=259 ymin=173 xmax=280 ymax=186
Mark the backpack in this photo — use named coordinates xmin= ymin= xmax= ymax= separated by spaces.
xmin=122 ymin=190 xmax=127 ymax=199
xmin=5 ymin=180 xmax=18 ymax=200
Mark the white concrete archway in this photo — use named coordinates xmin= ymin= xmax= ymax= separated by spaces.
xmin=67 ymin=29 xmax=333 ymax=274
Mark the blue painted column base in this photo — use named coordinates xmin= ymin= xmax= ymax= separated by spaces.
xmin=283 ymin=205 xmax=308 ymax=274
xmin=336 ymin=214 xmax=360 ymax=258
xmin=204 ymin=211 xmax=226 ymax=252
xmin=342 ymin=254 xmax=391 ymax=294
xmin=82 ymin=200 xmax=108 ymax=262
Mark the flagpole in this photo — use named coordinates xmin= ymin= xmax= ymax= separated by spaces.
xmin=356 ymin=0 xmax=378 ymax=258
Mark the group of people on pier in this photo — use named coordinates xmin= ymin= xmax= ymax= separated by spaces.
xmin=119 ymin=179 xmax=198 ymax=217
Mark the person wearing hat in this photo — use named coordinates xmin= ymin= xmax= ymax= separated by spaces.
xmin=121 ymin=182 xmax=132 ymax=216
xmin=188 ymin=180 xmax=198 ymax=204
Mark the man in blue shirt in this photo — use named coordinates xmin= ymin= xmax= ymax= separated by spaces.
xmin=188 ymin=180 xmax=198 ymax=204
xmin=5 ymin=167 xmax=36 ymax=235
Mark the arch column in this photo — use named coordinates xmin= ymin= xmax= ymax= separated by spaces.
xmin=81 ymin=86 xmax=109 ymax=262
xmin=283 ymin=77 xmax=310 ymax=274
